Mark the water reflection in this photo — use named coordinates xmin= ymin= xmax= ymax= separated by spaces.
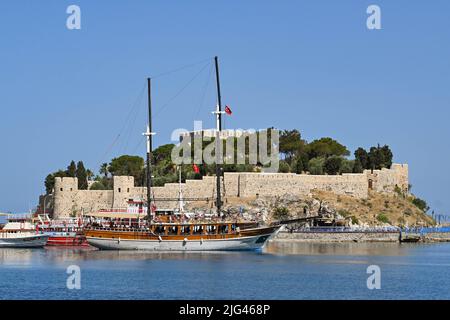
xmin=0 ymin=242 xmax=436 ymax=267
xmin=264 ymin=241 xmax=418 ymax=256
xmin=0 ymin=247 xmax=256 ymax=266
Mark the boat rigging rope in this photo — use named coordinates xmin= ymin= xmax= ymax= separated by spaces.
xmin=96 ymin=84 xmax=146 ymax=169
xmin=154 ymin=61 xmax=212 ymax=119
xmin=149 ymin=57 xmax=213 ymax=79
xmin=195 ymin=61 xmax=214 ymax=118
xmin=120 ymin=89 xmax=146 ymax=154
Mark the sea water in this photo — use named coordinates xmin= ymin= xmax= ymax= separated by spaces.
xmin=1 ymin=242 xmax=450 ymax=300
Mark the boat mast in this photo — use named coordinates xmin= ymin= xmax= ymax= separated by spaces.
xmin=178 ymin=165 xmax=184 ymax=213
xmin=214 ymin=56 xmax=224 ymax=216
xmin=144 ymin=78 xmax=155 ymax=223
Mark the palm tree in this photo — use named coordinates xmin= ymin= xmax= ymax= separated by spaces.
xmin=99 ymin=163 xmax=109 ymax=178
xmin=86 ymin=169 xmax=94 ymax=181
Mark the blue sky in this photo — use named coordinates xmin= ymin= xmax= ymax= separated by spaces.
xmin=0 ymin=1 xmax=449 ymax=214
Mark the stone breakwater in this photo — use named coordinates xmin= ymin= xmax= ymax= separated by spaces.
xmin=423 ymin=233 xmax=450 ymax=242
xmin=272 ymin=231 xmax=401 ymax=242
xmin=271 ymin=231 xmax=450 ymax=243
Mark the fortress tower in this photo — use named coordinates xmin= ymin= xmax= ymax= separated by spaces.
xmin=53 ymin=177 xmax=79 ymax=217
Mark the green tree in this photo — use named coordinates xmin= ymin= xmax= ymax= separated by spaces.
xmin=306 ymin=137 xmax=349 ymax=159
xmin=66 ymin=161 xmax=77 ymax=177
xmin=339 ymin=159 xmax=355 ymax=174
xmin=44 ymin=170 xmax=67 ymax=194
xmin=368 ymin=145 xmax=383 ymax=169
xmin=278 ymin=160 xmax=291 ymax=173
xmin=108 ymin=155 xmax=145 ymax=184
xmin=89 ymin=181 xmax=108 ymax=190
xmin=279 ymin=130 xmax=305 ymax=164
xmin=93 ymin=175 xmax=113 ymax=190
xmin=368 ymin=144 xmax=393 ymax=169
xmin=99 ymin=163 xmax=109 ymax=178
xmin=292 ymin=150 xmax=309 ymax=174
xmin=324 ymin=156 xmax=343 ymax=175
xmin=153 ymin=144 xmax=175 ymax=163
xmin=44 ymin=174 xmax=55 ymax=194
xmin=86 ymin=169 xmax=94 ymax=180
xmin=76 ymin=161 xmax=88 ymax=190
xmin=353 ymin=159 xmax=364 ymax=173
xmin=354 ymin=147 xmax=369 ymax=169
xmin=294 ymin=157 xmax=304 ymax=174
xmin=381 ymin=145 xmax=393 ymax=168
xmin=308 ymin=157 xmax=325 ymax=175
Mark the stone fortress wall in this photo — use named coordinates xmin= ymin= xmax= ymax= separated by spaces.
xmin=52 ymin=164 xmax=408 ymax=218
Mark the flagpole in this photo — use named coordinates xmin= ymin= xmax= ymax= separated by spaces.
xmin=214 ymin=56 xmax=224 ymax=217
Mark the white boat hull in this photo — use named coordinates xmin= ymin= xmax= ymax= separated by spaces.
xmin=87 ymin=232 xmax=275 ymax=251
xmin=0 ymin=234 xmax=49 ymax=248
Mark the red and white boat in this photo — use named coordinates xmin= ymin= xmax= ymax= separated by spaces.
xmin=36 ymin=215 xmax=89 ymax=247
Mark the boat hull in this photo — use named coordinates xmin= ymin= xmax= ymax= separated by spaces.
xmin=0 ymin=234 xmax=49 ymax=248
xmin=43 ymin=232 xmax=89 ymax=246
xmin=46 ymin=236 xmax=89 ymax=246
xmin=86 ymin=227 xmax=280 ymax=251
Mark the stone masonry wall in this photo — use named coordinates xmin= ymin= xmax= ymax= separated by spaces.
xmin=51 ymin=163 xmax=409 ymax=218
xmin=365 ymin=163 xmax=408 ymax=194
xmin=53 ymin=177 xmax=113 ymax=217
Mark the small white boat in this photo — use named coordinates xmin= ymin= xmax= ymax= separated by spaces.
xmin=0 ymin=219 xmax=49 ymax=248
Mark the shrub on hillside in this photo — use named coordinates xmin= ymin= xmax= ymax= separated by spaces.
xmin=274 ymin=207 xmax=290 ymax=220
xmin=412 ymin=197 xmax=429 ymax=212
xmin=376 ymin=213 xmax=390 ymax=224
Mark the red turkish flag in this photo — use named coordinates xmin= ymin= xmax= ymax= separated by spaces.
xmin=193 ymin=164 xmax=200 ymax=174
xmin=225 ymin=105 xmax=232 ymax=115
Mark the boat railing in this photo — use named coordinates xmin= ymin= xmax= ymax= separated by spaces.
xmin=85 ymin=225 xmax=240 ymax=235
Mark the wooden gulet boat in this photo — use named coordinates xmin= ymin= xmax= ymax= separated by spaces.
xmin=86 ymin=222 xmax=280 ymax=251
xmin=84 ymin=57 xmax=281 ymax=251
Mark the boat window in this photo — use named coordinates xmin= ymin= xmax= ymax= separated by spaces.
xmin=154 ymin=225 xmax=165 ymax=235
xmin=193 ymin=226 xmax=204 ymax=234
xmin=206 ymin=225 xmax=217 ymax=234
xmin=219 ymin=225 xmax=229 ymax=234
xmin=168 ymin=226 xmax=178 ymax=235
xmin=181 ymin=226 xmax=190 ymax=235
